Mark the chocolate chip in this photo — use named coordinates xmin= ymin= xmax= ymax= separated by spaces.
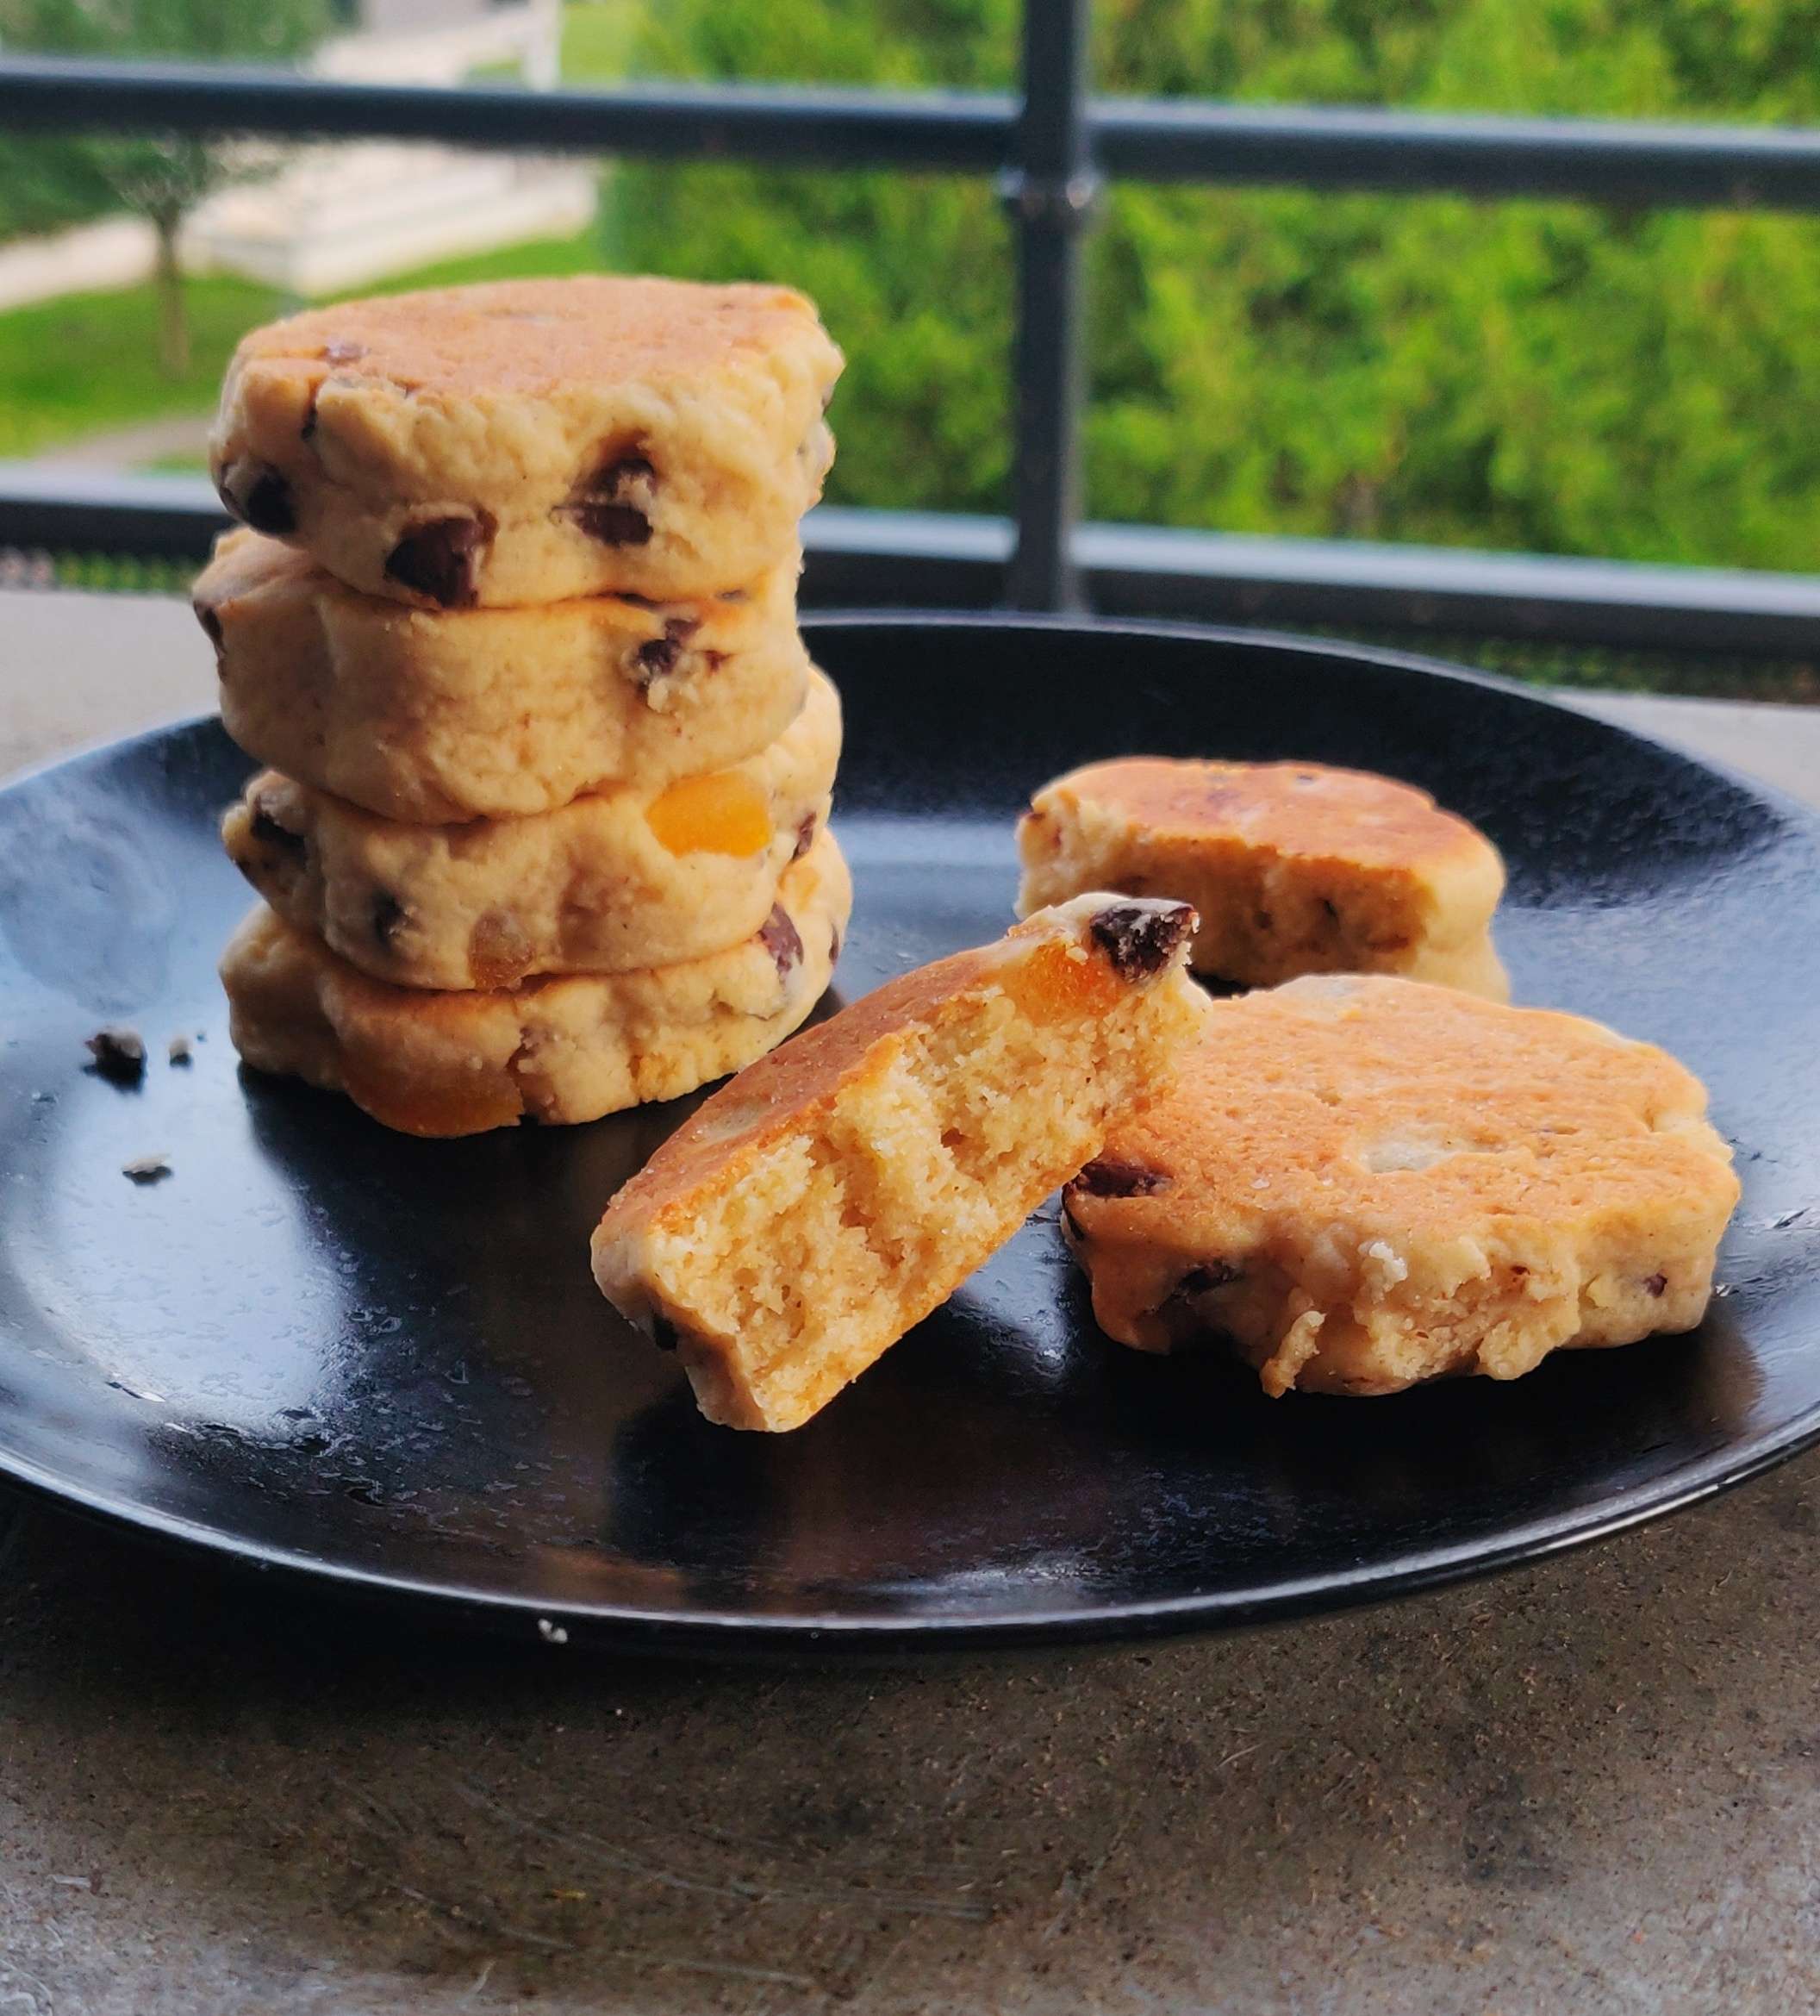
xmin=383 ymin=513 xmax=493 ymax=608
xmin=564 ymin=454 xmax=657 ymax=546
xmin=248 ymin=803 xmax=305 ymax=862
xmin=1090 ymin=900 xmax=1196 ymax=982
xmin=791 ymin=813 xmax=818 ymax=863
xmin=1175 ymin=1262 xmax=1241 ymax=1295
xmin=758 ymin=905 xmax=803 ymax=978
xmin=215 ymin=459 xmax=294 ymax=536
xmin=300 ymin=384 xmax=320 ymax=442
xmin=572 ymin=500 xmax=651 ymax=546
xmin=1073 ymin=1156 xmax=1175 ymax=1199
xmin=372 ymin=892 xmax=407 ymax=951
xmin=193 ymin=599 xmax=223 ymax=652
xmin=1643 ymin=1272 xmax=1668 ymax=1297
xmin=633 ymin=635 xmax=679 ymax=683
xmin=650 ymin=1311 xmax=680 ymax=1352
xmin=85 ymin=1027 xmax=146 ymax=1084
xmin=632 ymin=617 xmax=701 ymax=688
xmin=1147 ymin=1261 xmax=1243 ymax=1347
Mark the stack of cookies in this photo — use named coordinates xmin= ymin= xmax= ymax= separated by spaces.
xmin=196 ymin=276 xmax=849 ymax=1136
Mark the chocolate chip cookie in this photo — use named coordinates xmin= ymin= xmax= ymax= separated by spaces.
xmin=221 ymin=833 xmax=851 ymax=1136
xmin=223 ymin=670 xmax=842 ymax=989
xmin=209 ymin=276 xmax=843 ymax=607
xmin=1063 ymin=973 xmax=1738 ymax=1395
xmin=1019 ymin=757 xmax=1506 ymax=996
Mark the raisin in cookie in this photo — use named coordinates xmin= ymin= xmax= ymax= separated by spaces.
xmin=221 ymin=833 xmax=851 ymax=1137
xmin=1019 ymin=757 xmax=1507 ymax=996
xmin=592 ymin=895 xmax=1210 ymax=1432
xmin=1063 ymin=973 xmax=1738 ymax=1396
xmin=223 ymin=669 xmax=842 ymax=989
xmin=209 ymin=277 xmax=842 ymax=607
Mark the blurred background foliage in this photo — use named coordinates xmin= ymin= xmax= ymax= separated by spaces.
xmin=610 ymin=0 xmax=1820 ymax=575
xmin=6 ymin=0 xmax=1820 ymax=609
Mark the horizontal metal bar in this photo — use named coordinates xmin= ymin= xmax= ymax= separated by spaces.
xmin=9 ymin=56 xmax=1820 ymax=209
xmin=0 ymin=55 xmax=1013 ymax=172
xmin=1094 ymin=100 xmax=1820 ymax=208
xmin=5 ymin=470 xmax=1818 ymax=656
xmin=1074 ymin=521 xmax=1820 ymax=655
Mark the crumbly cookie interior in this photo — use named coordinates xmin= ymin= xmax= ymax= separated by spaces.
xmin=617 ymin=964 xmax=1206 ymax=1431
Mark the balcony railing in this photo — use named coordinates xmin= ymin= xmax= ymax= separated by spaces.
xmin=6 ymin=18 xmax=1820 ymax=653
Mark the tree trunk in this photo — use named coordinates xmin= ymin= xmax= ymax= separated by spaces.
xmin=152 ymin=208 xmax=189 ymax=380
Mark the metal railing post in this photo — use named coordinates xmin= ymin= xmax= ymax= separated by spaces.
xmin=1001 ymin=0 xmax=1101 ymax=612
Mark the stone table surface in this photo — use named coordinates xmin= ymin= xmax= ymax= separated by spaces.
xmin=1 ymin=588 xmax=1817 ymax=2016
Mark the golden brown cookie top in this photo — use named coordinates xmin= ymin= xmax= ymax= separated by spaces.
xmin=1029 ymin=757 xmax=1502 ymax=883
xmin=600 ymin=894 xmax=1202 ymax=1238
xmin=222 ymin=276 xmax=842 ymax=403
xmin=1066 ymin=973 xmax=1736 ymax=1253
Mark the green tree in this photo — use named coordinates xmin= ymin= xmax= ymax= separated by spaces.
xmin=0 ymin=0 xmax=329 ymax=374
xmin=609 ymin=0 xmax=1820 ymax=572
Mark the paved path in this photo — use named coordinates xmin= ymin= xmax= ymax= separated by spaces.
xmin=24 ymin=410 xmax=213 ymax=471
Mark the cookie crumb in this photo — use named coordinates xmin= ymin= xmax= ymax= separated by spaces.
xmin=122 ymin=1154 xmax=171 ymax=1185
xmin=168 ymin=1035 xmax=194 ymax=1066
xmin=85 ymin=1028 xmax=146 ymax=1084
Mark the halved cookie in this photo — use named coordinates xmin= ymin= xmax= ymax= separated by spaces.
xmin=592 ymin=895 xmax=1210 ymax=1431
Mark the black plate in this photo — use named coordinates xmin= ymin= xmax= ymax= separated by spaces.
xmin=1 ymin=615 xmax=1817 ymax=1653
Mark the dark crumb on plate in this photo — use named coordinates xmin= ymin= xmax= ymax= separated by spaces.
xmin=122 ymin=1154 xmax=171 ymax=1185
xmin=85 ymin=1027 xmax=146 ymax=1084
xmin=168 ymin=1035 xmax=194 ymax=1065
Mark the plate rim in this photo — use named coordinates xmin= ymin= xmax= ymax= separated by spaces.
xmin=3 ymin=610 xmax=1817 ymax=1653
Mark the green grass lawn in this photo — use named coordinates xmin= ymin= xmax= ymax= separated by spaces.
xmin=0 ymin=0 xmax=638 ymax=462
xmin=560 ymin=0 xmax=640 ymax=82
xmin=0 ymin=226 xmax=612 ymax=461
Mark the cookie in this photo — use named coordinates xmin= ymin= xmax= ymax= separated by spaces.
xmin=1062 ymin=974 xmax=1738 ymax=1396
xmin=221 ymin=833 xmax=851 ymax=1137
xmin=209 ymin=277 xmax=843 ymax=607
xmin=223 ymin=668 xmax=842 ymax=990
xmin=197 ymin=530 xmax=811 ymax=823
xmin=591 ymin=894 xmax=1211 ymax=1432
xmin=1018 ymin=758 xmax=1507 ymax=996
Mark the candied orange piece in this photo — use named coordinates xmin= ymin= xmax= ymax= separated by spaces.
xmin=995 ymin=936 xmax=1125 ymax=1022
xmin=645 ymin=771 xmax=774 ymax=858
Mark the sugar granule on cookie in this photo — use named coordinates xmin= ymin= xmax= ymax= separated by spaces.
xmin=590 ymin=894 xmax=1210 ymax=1432
xmin=1018 ymin=757 xmax=1506 ymax=996
xmin=1062 ymin=973 xmax=1739 ymax=1396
